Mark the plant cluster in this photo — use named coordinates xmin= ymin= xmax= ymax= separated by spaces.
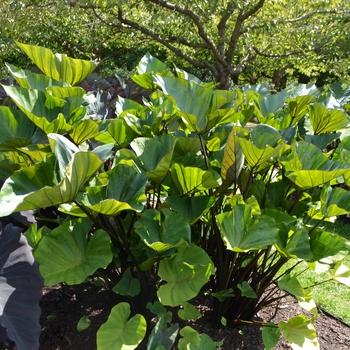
xmin=1 ymin=42 xmax=350 ymax=349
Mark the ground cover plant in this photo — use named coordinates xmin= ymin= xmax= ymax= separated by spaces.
xmin=0 ymin=42 xmax=350 ymax=349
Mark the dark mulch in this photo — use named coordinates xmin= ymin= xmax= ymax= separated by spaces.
xmin=1 ymin=283 xmax=349 ymax=350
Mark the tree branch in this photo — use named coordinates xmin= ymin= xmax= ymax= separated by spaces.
xmin=239 ymin=0 xmax=267 ymax=21
xmin=217 ymin=3 xmax=237 ymax=57
xmin=56 ymin=39 xmax=77 ymax=58
xmin=116 ymin=6 xmax=219 ymax=79
xmin=281 ymin=10 xmax=341 ymax=23
xmin=231 ymin=49 xmax=256 ymax=76
xmin=226 ymin=0 xmax=266 ymax=64
xmin=145 ymin=0 xmax=228 ymax=68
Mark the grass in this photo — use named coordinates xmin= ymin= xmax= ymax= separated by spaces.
xmin=289 ymin=220 xmax=350 ymax=325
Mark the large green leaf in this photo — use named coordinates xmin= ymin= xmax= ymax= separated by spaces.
xmin=251 ymin=124 xmax=282 ymax=148
xmin=237 ymin=125 xmax=286 ymax=170
xmin=279 ymin=226 xmax=312 ymax=260
xmin=278 ymin=315 xmax=319 ymax=350
xmin=137 ymin=52 xmax=170 ymax=75
xmin=264 ymin=210 xmax=311 ymax=259
xmin=97 ymin=302 xmax=146 ymax=350
xmin=16 ymin=41 xmax=96 ymax=86
xmin=278 ymin=274 xmax=304 ymax=298
xmin=309 ymin=229 xmax=350 ymax=262
xmin=259 ymin=89 xmax=291 ymax=118
xmin=288 ymin=95 xmax=315 ymax=121
xmin=0 ymin=151 xmax=28 ymax=180
xmin=105 ymin=119 xmax=138 ymax=148
xmin=308 ymin=103 xmax=349 ymax=134
xmin=131 ymin=135 xmax=176 ymax=182
xmin=157 ymin=245 xmax=214 ymax=306
xmin=34 ymin=218 xmax=112 ymax=285
xmin=68 ymin=119 xmax=100 ymax=144
xmin=216 ymin=204 xmax=279 ymax=252
xmin=319 ymin=184 xmax=350 ymax=217
xmin=1 ymin=85 xmax=76 ymax=134
xmin=6 ymin=63 xmax=69 ymax=90
xmin=304 ymin=133 xmax=340 ymax=150
xmin=221 ymin=126 xmax=244 ymax=181
xmin=279 ymin=141 xmax=350 ymax=190
xmin=0 ymin=106 xmax=40 ymax=151
xmin=238 ymin=137 xmax=279 ymax=170
xmin=0 ymin=151 xmax=103 ymax=216
xmin=174 ymin=136 xmax=201 ymax=157
xmin=170 ymin=163 xmax=221 ymax=194
xmin=133 ymin=53 xmax=173 ymax=90
xmin=80 ymin=163 xmax=147 ymax=215
xmin=153 ymin=75 xmax=234 ymax=133
xmin=115 ymin=96 xmax=145 ymax=115
xmin=165 ymin=195 xmax=216 ymax=224
xmin=47 ymin=86 xmax=85 ymax=99
xmin=48 ymin=133 xmax=79 ymax=176
xmin=134 ymin=209 xmax=191 ymax=253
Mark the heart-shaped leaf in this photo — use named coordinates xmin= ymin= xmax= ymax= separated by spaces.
xmin=157 ymin=245 xmax=214 ymax=306
xmin=278 ymin=315 xmax=319 ymax=350
xmin=216 ymin=204 xmax=279 ymax=252
xmin=135 ymin=209 xmax=191 ymax=253
xmin=34 ymin=218 xmax=112 ymax=285
xmin=170 ymin=164 xmax=221 ymax=194
xmin=97 ymin=302 xmax=146 ymax=350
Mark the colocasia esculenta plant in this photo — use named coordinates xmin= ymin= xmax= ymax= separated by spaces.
xmin=0 ymin=42 xmax=350 ymax=349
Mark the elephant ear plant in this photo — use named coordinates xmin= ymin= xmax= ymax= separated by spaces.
xmin=1 ymin=42 xmax=350 ymax=349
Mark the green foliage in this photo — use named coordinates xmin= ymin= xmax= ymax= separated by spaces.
xmin=96 ymin=302 xmax=147 ymax=350
xmin=1 ymin=43 xmax=350 ymax=349
xmin=2 ymin=1 xmax=350 ymax=88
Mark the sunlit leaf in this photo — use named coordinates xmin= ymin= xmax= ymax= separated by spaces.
xmin=308 ymin=103 xmax=348 ymax=134
xmin=16 ymin=41 xmax=96 ymax=85
xmin=170 ymin=163 xmax=221 ymax=194
xmin=97 ymin=302 xmax=146 ymax=350
xmin=157 ymin=245 xmax=214 ymax=306
xmin=278 ymin=315 xmax=319 ymax=350
xmin=34 ymin=218 xmax=112 ymax=285
xmin=216 ymin=204 xmax=279 ymax=252
xmin=330 ymin=262 xmax=350 ymax=287
xmin=221 ymin=125 xmax=244 ymax=181
xmin=134 ymin=209 xmax=191 ymax=253
xmin=279 ymin=141 xmax=350 ymax=189
xmin=165 ymin=195 xmax=216 ymax=224
xmin=262 ymin=323 xmax=280 ymax=350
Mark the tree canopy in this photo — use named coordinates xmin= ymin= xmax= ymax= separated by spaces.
xmin=1 ymin=0 xmax=349 ymax=88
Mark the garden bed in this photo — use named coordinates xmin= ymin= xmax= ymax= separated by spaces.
xmin=1 ymin=283 xmax=348 ymax=350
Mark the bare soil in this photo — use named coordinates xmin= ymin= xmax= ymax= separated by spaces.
xmin=1 ymin=282 xmax=349 ymax=350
